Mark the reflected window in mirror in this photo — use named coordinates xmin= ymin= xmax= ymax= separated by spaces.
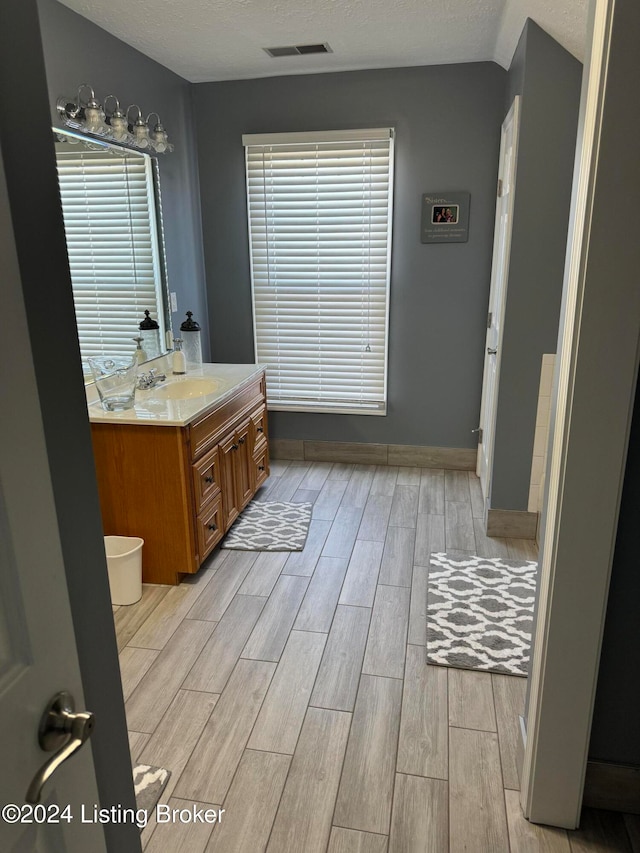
xmin=54 ymin=130 xmax=169 ymax=377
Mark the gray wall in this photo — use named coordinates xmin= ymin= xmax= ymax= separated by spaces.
xmin=1 ymin=2 xmax=140 ymax=849
xmin=36 ymin=0 xmax=210 ymax=356
xmin=193 ymin=64 xmax=506 ymax=447
xmin=589 ymin=372 xmax=640 ymax=765
xmin=491 ymin=21 xmax=582 ymax=510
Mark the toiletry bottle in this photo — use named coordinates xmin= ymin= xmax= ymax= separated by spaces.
xmin=172 ymin=338 xmax=186 ymax=375
xmin=132 ymin=336 xmax=147 ymax=365
xmin=180 ymin=311 xmax=203 ymax=368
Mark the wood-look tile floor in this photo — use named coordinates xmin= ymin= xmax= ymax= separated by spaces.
xmin=114 ymin=461 xmax=639 ymax=853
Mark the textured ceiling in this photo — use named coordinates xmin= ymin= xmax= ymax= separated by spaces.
xmin=57 ymin=0 xmax=588 ymax=83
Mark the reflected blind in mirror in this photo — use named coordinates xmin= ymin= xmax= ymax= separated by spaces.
xmin=244 ymin=128 xmax=394 ymax=414
xmin=55 ymin=147 xmax=164 ymax=365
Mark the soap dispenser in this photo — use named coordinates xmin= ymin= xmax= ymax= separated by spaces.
xmin=132 ymin=336 xmax=147 ymax=365
xmin=172 ymin=338 xmax=186 ymax=375
xmin=180 ymin=311 xmax=203 ymax=369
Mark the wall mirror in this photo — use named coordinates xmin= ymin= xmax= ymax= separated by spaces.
xmin=53 ymin=128 xmax=171 ymax=379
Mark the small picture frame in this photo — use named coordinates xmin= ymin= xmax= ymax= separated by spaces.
xmin=431 ymin=205 xmax=459 ymax=225
xmin=421 ymin=192 xmax=470 ymax=243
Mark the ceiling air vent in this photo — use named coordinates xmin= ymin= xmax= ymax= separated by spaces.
xmin=264 ymin=43 xmax=332 ymax=58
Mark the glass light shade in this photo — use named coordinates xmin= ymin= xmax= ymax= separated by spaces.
xmin=133 ymin=121 xmax=150 ymax=148
xmin=109 ymin=114 xmax=128 ymax=139
xmin=150 ymin=126 xmax=169 ymax=153
xmin=84 ymin=103 xmax=106 ymax=133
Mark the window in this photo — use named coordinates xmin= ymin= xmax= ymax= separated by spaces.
xmin=244 ymin=128 xmax=394 ymax=414
xmin=55 ymin=137 xmax=166 ymax=370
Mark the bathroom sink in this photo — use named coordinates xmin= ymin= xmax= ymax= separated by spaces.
xmin=154 ymin=378 xmax=221 ymax=400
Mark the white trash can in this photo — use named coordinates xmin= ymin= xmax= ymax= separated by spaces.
xmin=104 ymin=536 xmax=144 ymax=606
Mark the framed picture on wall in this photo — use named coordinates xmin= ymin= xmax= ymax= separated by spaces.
xmin=421 ymin=192 xmax=470 ymax=243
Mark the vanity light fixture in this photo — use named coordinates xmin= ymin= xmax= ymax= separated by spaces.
xmin=56 ymin=84 xmax=174 ymax=154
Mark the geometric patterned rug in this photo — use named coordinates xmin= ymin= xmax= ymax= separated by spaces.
xmin=221 ymin=501 xmax=313 ymax=551
xmin=426 ymin=552 xmax=537 ymax=676
xmin=133 ymin=764 xmax=171 ymax=815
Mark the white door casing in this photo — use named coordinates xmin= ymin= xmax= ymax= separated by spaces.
xmin=0 ymin=148 xmax=107 ymax=851
xmin=521 ymin=0 xmax=640 ymax=828
xmin=477 ymin=96 xmax=521 ymax=504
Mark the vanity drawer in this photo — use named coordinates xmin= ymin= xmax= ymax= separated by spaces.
xmin=192 ymin=445 xmax=221 ymax=511
xmin=196 ymin=494 xmax=223 ymax=562
xmin=253 ymin=445 xmax=269 ymax=490
xmin=190 ymin=376 xmax=265 ymax=460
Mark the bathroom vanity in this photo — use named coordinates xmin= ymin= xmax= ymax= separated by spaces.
xmin=88 ymin=362 xmax=269 ymax=585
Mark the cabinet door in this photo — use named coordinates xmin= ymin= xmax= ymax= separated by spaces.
xmin=219 ymin=432 xmax=240 ymax=531
xmin=235 ymin=418 xmax=254 ymax=511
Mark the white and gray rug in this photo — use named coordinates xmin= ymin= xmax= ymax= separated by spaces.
xmin=133 ymin=764 xmax=171 ymax=814
xmin=426 ymin=552 xmax=537 ymax=676
xmin=221 ymin=501 xmax=312 ymax=551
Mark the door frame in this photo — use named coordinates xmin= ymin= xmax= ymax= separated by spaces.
xmin=476 ymin=96 xmax=520 ymax=503
xmin=521 ymin=0 xmax=640 ymax=828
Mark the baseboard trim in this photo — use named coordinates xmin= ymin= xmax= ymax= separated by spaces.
xmin=388 ymin=444 xmax=476 ymax=470
xmin=583 ymin=760 xmax=640 ymax=814
xmin=270 ymin=439 xmax=476 ymax=470
xmin=270 ymin=439 xmax=306 ymax=461
xmin=486 ymin=508 xmax=538 ymax=540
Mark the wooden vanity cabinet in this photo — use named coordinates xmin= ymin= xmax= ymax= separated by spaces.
xmin=91 ymin=371 xmax=269 ymax=585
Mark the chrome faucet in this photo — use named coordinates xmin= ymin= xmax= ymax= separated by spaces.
xmin=136 ymin=368 xmax=167 ymax=390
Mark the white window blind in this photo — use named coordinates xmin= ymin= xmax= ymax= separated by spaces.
xmin=55 ymin=145 xmax=165 ymax=366
xmin=244 ymin=128 xmax=394 ymax=414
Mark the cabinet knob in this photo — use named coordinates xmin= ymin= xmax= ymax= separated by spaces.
xmin=257 ymin=427 xmax=264 ymax=433
xmin=208 ymin=523 xmax=217 ymax=531
xmin=231 ymin=443 xmax=238 ymax=451
xmin=258 ymin=465 xmax=265 ymax=471
xmin=239 ymin=436 xmax=246 ymax=444
xmin=204 ymin=476 xmax=213 ymax=484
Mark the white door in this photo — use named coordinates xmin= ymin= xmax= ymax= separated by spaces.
xmin=477 ymin=96 xmax=521 ymax=503
xmin=0 ymin=151 xmax=107 ymax=851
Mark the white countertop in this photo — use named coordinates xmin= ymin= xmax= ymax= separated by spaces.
xmin=87 ymin=359 xmax=266 ymax=426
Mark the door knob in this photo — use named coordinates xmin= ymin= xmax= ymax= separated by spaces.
xmin=487 ymin=347 xmax=498 ymax=355
xmin=26 ymin=691 xmax=95 ymax=804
